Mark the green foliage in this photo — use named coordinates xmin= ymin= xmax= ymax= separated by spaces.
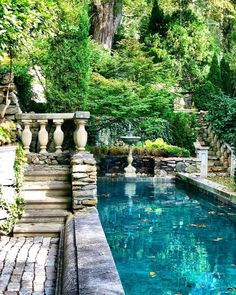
xmin=144 ymin=137 xmax=190 ymax=156
xmin=0 ymin=195 xmax=24 ymax=235
xmin=168 ymin=112 xmax=197 ymax=154
xmin=207 ymin=53 xmax=222 ymax=88
xmin=0 ymin=0 xmax=57 ymax=57
xmin=220 ymin=57 xmax=233 ymax=96
xmin=14 ymin=144 xmax=27 ymax=193
xmin=148 ymin=0 xmax=168 ymax=37
xmin=35 ymin=1 xmax=90 ymax=112
xmin=193 ymin=81 xmax=221 ymax=111
xmin=90 ymin=141 xmax=190 ymax=157
xmin=207 ymin=93 xmax=236 ymax=148
xmin=0 ymin=120 xmax=16 ymax=145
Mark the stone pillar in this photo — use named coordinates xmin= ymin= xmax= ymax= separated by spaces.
xmin=230 ymin=149 xmax=236 ymax=177
xmin=71 ymin=152 xmax=97 ymax=211
xmin=195 ymin=144 xmax=209 ymax=178
xmin=38 ymin=120 xmax=48 ymax=153
xmin=53 ymin=119 xmax=64 ymax=153
xmin=21 ymin=120 xmax=32 ymax=153
xmin=73 ymin=111 xmax=90 ymax=152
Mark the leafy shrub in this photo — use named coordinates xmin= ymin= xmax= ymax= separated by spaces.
xmin=0 ymin=120 xmax=16 ymax=145
xmin=90 ymin=137 xmax=190 ymax=158
xmin=207 ymin=93 xmax=236 ymax=148
xmin=0 ymin=195 xmax=24 ymax=235
xmin=193 ymin=80 xmax=221 ymax=111
xmin=144 ymin=138 xmax=190 ymax=157
xmin=167 ymin=112 xmax=197 ymax=154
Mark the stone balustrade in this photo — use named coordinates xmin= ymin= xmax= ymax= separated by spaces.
xmin=205 ymin=125 xmax=235 ymax=177
xmin=16 ymin=112 xmax=90 ymax=154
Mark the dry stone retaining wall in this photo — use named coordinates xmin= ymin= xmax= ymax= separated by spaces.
xmin=71 ymin=152 xmax=97 ymax=211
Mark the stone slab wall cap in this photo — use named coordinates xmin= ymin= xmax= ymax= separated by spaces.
xmin=16 ymin=113 xmax=74 ymax=120
xmin=74 ymin=111 xmax=90 ymax=119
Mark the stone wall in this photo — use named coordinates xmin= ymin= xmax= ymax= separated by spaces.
xmin=27 ymin=153 xmax=70 ymax=165
xmin=96 ymin=156 xmax=200 ymax=177
xmin=155 ymin=157 xmax=201 ymax=176
xmin=97 ymin=156 xmax=155 ymax=176
xmin=0 ymin=84 xmax=21 ymax=120
xmin=71 ymin=152 xmax=97 ymax=211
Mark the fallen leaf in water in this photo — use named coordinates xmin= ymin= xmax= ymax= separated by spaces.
xmin=175 ymin=293 xmax=183 ymax=295
xmin=231 ymin=264 xmax=236 ymax=267
xmin=213 ymin=237 xmax=223 ymax=242
xmin=189 ymin=224 xmax=206 ymax=228
xmin=227 ymin=212 xmax=236 ymax=216
xmin=141 ymin=218 xmax=148 ymax=222
xmin=208 ymin=211 xmax=216 ymax=215
xmin=149 ymin=271 xmax=156 ymax=278
xmin=227 ymin=287 xmax=236 ymax=291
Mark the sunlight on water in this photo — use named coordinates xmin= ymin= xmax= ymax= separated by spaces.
xmin=98 ymin=178 xmax=236 ymax=295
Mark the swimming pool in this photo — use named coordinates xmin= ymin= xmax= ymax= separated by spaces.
xmin=98 ymin=178 xmax=236 ymax=294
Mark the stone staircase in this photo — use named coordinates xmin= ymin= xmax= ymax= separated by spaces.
xmin=197 ymin=114 xmax=229 ymax=177
xmin=13 ymin=165 xmax=72 ymax=237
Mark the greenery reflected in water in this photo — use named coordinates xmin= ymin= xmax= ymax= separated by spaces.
xmin=98 ymin=179 xmax=236 ymax=294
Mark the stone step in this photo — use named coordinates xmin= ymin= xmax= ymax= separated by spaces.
xmin=24 ymin=165 xmax=71 ymax=182
xmin=208 ymin=156 xmax=219 ymax=161
xmin=208 ymin=166 xmax=228 ymax=173
xmin=22 ymin=181 xmax=71 ymax=198
xmin=13 ymin=222 xmax=64 ymax=237
xmin=208 ymin=172 xmax=230 ymax=177
xmin=24 ymin=196 xmax=71 ymax=210
xmin=20 ymin=209 xmax=71 ymax=223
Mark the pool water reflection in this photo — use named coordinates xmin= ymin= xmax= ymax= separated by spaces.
xmin=98 ymin=178 xmax=236 ymax=295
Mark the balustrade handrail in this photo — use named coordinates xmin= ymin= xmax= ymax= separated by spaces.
xmin=17 ymin=111 xmax=90 ymax=154
xmin=16 ymin=113 xmax=75 ymax=120
xmin=198 ymin=111 xmax=235 ymax=176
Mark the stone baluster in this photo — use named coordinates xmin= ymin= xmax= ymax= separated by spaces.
xmin=73 ymin=111 xmax=90 ymax=152
xmin=53 ymin=119 xmax=64 ymax=153
xmin=230 ymin=149 xmax=236 ymax=177
xmin=38 ymin=120 xmax=48 ymax=153
xmin=21 ymin=120 xmax=32 ymax=153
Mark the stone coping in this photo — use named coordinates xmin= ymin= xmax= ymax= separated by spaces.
xmin=60 ymin=209 xmax=125 ymax=295
xmin=177 ymin=173 xmax=236 ymax=208
xmin=99 ymin=176 xmax=175 ymax=182
xmin=16 ymin=113 xmax=75 ymax=120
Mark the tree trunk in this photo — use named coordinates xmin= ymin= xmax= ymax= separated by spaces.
xmin=92 ymin=0 xmax=123 ymax=49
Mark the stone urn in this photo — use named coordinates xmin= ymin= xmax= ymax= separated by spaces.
xmin=0 ymin=145 xmax=17 ymax=185
xmin=0 ymin=145 xmax=17 ymax=203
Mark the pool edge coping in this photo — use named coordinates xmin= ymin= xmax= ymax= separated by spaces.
xmin=59 ymin=208 xmax=125 ymax=295
xmin=177 ymin=172 xmax=236 ymax=208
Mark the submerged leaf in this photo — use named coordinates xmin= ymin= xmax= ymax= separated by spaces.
xmin=213 ymin=237 xmax=223 ymax=242
xmin=149 ymin=271 xmax=156 ymax=278
xmin=189 ymin=224 xmax=206 ymax=228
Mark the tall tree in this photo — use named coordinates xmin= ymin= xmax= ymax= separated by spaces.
xmin=148 ymin=0 xmax=168 ymax=37
xmin=91 ymin=0 xmax=123 ymax=49
xmin=220 ymin=57 xmax=232 ymax=96
xmin=207 ymin=53 xmax=222 ymax=88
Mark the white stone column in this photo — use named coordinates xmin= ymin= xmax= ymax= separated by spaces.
xmin=21 ymin=120 xmax=32 ymax=153
xmin=73 ymin=111 xmax=90 ymax=152
xmin=196 ymin=146 xmax=209 ymax=178
xmin=38 ymin=119 xmax=48 ymax=153
xmin=53 ymin=119 xmax=64 ymax=153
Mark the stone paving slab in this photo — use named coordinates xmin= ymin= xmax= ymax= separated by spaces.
xmin=0 ymin=236 xmax=58 ymax=295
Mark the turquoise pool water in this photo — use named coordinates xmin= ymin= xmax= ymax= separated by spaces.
xmin=97 ymin=178 xmax=236 ymax=295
